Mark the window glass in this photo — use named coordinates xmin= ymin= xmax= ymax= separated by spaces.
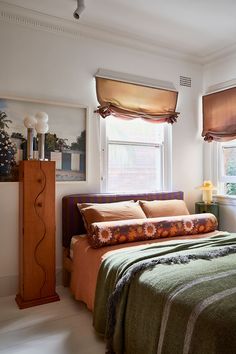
xmin=225 ymin=183 xmax=236 ymax=195
xmin=102 ymin=116 xmax=167 ymax=193
xmin=106 ymin=117 xmax=164 ymax=144
xmin=222 ymin=146 xmax=236 ymax=176
xmin=220 ymin=141 xmax=236 ymax=195
xmin=107 ymin=143 xmax=162 ymax=193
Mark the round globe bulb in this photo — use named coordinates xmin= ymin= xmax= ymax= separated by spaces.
xmin=35 ymin=111 xmax=49 ymax=123
xmin=23 ymin=115 xmax=37 ymax=129
xmin=35 ymin=121 xmax=49 ymax=134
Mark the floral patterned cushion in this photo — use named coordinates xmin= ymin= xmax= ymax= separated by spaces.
xmin=88 ymin=213 xmax=218 ymax=248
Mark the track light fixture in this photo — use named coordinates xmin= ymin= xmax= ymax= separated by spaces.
xmin=73 ymin=0 xmax=85 ymax=20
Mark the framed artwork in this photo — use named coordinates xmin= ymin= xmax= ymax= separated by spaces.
xmin=0 ymin=96 xmax=88 ymax=182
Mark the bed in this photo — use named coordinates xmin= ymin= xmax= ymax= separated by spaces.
xmin=62 ymin=192 xmax=236 ymax=354
xmin=62 ymin=191 xmax=185 ymax=290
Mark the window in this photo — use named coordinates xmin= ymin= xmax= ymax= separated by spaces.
xmin=218 ymin=140 xmax=236 ymax=195
xmin=100 ymin=116 xmax=172 ymax=193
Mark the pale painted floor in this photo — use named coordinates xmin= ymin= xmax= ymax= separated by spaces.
xmin=0 ymin=287 xmax=105 ymax=354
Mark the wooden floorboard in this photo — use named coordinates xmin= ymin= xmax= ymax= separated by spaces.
xmin=0 ymin=287 xmax=105 ymax=354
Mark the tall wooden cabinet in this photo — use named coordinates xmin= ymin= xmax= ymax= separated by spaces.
xmin=16 ymin=160 xmax=59 ymax=309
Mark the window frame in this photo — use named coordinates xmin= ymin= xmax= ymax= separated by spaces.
xmin=212 ymin=140 xmax=236 ymax=195
xmin=100 ymin=117 xmax=172 ymax=193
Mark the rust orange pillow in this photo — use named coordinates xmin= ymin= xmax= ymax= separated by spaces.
xmin=78 ymin=201 xmax=146 ymax=231
xmin=88 ymin=213 xmax=218 ymax=248
xmin=139 ymin=199 xmax=189 ymax=218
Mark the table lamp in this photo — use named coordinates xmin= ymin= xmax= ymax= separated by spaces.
xmin=23 ymin=115 xmax=37 ymax=160
xmin=196 ymin=180 xmax=217 ymax=204
xmin=35 ymin=112 xmax=49 ymax=161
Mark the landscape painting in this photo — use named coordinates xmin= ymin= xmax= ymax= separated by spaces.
xmin=0 ymin=97 xmax=87 ymax=182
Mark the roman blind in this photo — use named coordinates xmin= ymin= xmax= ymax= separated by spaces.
xmin=202 ymin=87 xmax=236 ymax=142
xmin=95 ymin=71 xmax=179 ymax=124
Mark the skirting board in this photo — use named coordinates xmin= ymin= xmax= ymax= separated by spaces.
xmin=0 ymin=268 xmax=62 ymax=297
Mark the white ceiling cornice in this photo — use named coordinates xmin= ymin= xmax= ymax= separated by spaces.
xmin=0 ymin=1 xmax=201 ymax=64
xmin=0 ymin=1 xmax=236 ymax=66
xmin=203 ymin=42 xmax=236 ymax=66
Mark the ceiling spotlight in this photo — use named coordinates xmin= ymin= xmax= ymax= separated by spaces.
xmin=73 ymin=0 xmax=85 ymax=20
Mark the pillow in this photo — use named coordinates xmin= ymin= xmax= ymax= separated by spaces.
xmin=88 ymin=213 xmax=218 ymax=248
xmin=77 ymin=200 xmax=135 ymax=214
xmin=139 ymin=199 xmax=189 ymax=218
xmin=77 ymin=200 xmax=136 ymax=230
xmin=78 ymin=201 xmax=146 ymax=231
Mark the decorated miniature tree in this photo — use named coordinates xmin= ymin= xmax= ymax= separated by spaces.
xmin=0 ymin=111 xmax=16 ymax=175
xmin=0 ymin=110 xmax=12 ymax=129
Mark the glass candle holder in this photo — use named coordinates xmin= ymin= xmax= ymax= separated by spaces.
xmin=23 ymin=115 xmax=37 ymax=160
xmin=35 ymin=113 xmax=49 ymax=161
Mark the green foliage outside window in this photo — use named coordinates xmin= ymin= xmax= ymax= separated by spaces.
xmin=226 ymin=157 xmax=236 ymax=195
xmin=226 ymin=183 xmax=236 ymax=195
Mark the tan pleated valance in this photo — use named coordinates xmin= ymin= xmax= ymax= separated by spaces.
xmin=95 ymin=77 xmax=179 ymax=124
xmin=202 ymin=87 xmax=236 ymax=142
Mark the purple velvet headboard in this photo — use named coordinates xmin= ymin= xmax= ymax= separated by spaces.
xmin=62 ymin=191 xmax=184 ymax=248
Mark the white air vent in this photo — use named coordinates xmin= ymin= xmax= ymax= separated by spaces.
xmin=180 ymin=76 xmax=191 ymax=87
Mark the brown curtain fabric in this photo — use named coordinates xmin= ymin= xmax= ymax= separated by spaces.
xmin=95 ymin=77 xmax=179 ymax=124
xmin=202 ymin=87 xmax=236 ymax=142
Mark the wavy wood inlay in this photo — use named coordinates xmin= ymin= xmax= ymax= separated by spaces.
xmin=33 ymin=163 xmax=47 ymax=297
xmin=16 ymin=161 xmax=59 ymax=308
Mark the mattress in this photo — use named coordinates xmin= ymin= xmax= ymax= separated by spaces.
xmin=70 ymin=231 xmax=221 ymax=311
xmin=70 ymin=234 xmax=86 ymax=259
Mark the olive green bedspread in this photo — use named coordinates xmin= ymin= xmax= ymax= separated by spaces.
xmin=93 ymin=233 xmax=236 ymax=354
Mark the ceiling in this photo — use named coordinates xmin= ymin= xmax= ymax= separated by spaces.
xmin=2 ymin=0 xmax=236 ymax=63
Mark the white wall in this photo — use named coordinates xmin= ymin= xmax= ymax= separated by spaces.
xmin=203 ymin=55 xmax=236 ymax=232
xmin=0 ymin=20 xmax=203 ymax=295
xmin=203 ymin=54 xmax=236 ymax=90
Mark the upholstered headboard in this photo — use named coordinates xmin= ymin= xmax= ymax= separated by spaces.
xmin=62 ymin=191 xmax=184 ymax=248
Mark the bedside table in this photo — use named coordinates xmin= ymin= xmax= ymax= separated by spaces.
xmin=195 ymin=202 xmax=219 ymax=223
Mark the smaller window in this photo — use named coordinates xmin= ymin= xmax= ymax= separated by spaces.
xmin=101 ymin=116 xmax=171 ymax=193
xmin=219 ymin=140 xmax=236 ymax=195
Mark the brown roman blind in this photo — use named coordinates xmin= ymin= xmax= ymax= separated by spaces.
xmin=202 ymin=87 xmax=236 ymax=142
xmin=95 ymin=77 xmax=179 ymax=124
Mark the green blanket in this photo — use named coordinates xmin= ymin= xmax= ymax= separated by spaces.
xmin=93 ymin=233 xmax=236 ymax=354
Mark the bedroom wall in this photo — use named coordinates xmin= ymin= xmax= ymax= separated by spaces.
xmin=0 ymin=19 xmax=203 ymax=295
xmin=203 ymin=54 xmax=236 ymax=232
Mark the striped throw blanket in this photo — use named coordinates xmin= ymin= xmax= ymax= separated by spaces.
xmin=93 ymin=232 xmax=236 ymax=354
